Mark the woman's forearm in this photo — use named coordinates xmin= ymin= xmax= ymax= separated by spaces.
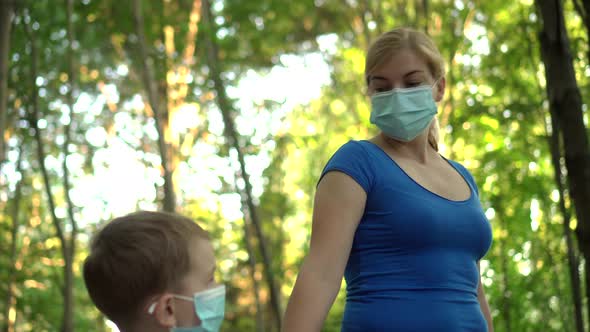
xmin=477 ymin=279 xmax=494 ymax=332
xmin=282 ymin=260 xmax=342 ymax=332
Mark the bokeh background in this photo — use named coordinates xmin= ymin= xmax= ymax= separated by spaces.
xmin=1 ymin=0 xmax=590 ymax=331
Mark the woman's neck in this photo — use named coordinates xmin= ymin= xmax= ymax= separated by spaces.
xmin=375 ymin=132 xmax=435 ymax=163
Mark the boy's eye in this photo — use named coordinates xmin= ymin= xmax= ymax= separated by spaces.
xmin=375 ymin=87 xmax=390 ymax=93
xmin=407 ymin=81 xmax=422 ymax=87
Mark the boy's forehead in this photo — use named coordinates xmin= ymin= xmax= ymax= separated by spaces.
xmin=176 ymin=238 xmax=216 ymax=294
xmin=188 ymin=237 xmax=216 ymax=269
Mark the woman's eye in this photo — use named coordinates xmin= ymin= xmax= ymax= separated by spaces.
xmin=375 ymin=87 xmax=389 ymax=93
xmin=407 ymin=82 xmax=421 ymax=87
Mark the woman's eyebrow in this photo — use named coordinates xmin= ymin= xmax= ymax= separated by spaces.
xmin=369 ymin=71 xmax=424 ymax=83
xmin=403 ymin=70 xmax=424 ymax=78
xmin=368 ymin=75 xmax=388 ymax=83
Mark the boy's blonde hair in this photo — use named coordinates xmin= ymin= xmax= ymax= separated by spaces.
xmin=83 ymin=211 xmax=208 ymax=328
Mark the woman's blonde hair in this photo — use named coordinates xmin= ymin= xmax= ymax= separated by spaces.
xmin=365 ymin=27 xmax=445 ymax=151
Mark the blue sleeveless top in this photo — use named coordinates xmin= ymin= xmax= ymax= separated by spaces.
xmin=321 ymin=140 xmax=493 ymax=332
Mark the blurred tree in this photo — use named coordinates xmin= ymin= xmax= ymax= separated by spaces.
xmin=0 ymin=1 xmax=589 ymax=331
xmin=536 ymin=0 xmax=590 ymax=330
xmin=201 ymin=0 xmax=282 ymax=328
xmin=0 ymin=0 xmax=16 ymax=170
xmin=131 ymin=0 xmax=176 ymax=212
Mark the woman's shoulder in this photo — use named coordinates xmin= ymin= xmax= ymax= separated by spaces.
xmin=332 ymin=140 xmax=375 ymax=158
xmin=321 ymin=140 xmax=377 ymax=193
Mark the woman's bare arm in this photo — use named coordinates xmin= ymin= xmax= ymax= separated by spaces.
xmin=477 ymin=261 xmax=494 ymax=332
xmin=282 ymin=172 xmax=366 ymax=332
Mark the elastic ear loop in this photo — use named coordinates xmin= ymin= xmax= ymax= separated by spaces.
xmin=147 ymin=302 xmax=157 ymax=315
xmin=147 ymin=301 xmax=177 ymax=329
xmin=432 ymin=77 xmax=441 ymax=89
xmin=147 ymin=294 xmax=193 ymax=315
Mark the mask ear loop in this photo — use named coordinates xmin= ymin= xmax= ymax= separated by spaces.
xmin=431 ymin=77 xmax=444 ymax=101
xmin=432 ymin=77 xmax=441 ymax=88
xmin=147 ymin=302 xmax=157 ymax=315
xmin=146 ymin=294 xmax=193 ymax=315
xmin=147 ymin=301 xmax=178 ymax=329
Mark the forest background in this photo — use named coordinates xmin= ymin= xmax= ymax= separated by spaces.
xmin=1 ymin=0 xmax=590 ymax=331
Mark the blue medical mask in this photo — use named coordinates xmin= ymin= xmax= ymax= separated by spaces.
xmin=171 ymin=285 xmax=226 ymax=332
xmin=370 ymin=81 xmax=439 ymax=141
xmin=149 ymin=284 xmax=226 ymax=332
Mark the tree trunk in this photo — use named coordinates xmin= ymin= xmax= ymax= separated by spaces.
xmin=440 ymin=11 xmax=470 ymax=160
xmin=62 ymin=250 xmax=74 ymax=332
xmin=413 ymin=0 xmax=429 ymax=34
xmin=0 ymin=0 xmax=15 ymax=171
xmin=62 ymin=0 xmax=77 ymax=330
xmin=201 ymin=0 xmax=282 ymax=329
xmin=547 ymin=114 xmax=585 ymax=331
xmin=357 ymin=0 xmax=373 ymax=49
xmin=239 ymin=192 xmax=265 ymax=332
xmin=572 ymin=0 xmax=590 ymax=64
xmin=132 ymin=0 xmax=176 ymax=212
xmin=536 ymin=0 xmax=590 ymax=326
xmin=24 ymin=15 xmax=72 ymax=332
xmin=422 ymin=0 xmax=429 ymax=34
xmin=3 ymin=148 xmax=23 ymax=332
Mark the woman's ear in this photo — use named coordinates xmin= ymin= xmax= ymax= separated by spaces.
xmin=151 ymin=294 xmax=177 ymax=328
xmin=434 ymin=77 xmax=446 ymax=102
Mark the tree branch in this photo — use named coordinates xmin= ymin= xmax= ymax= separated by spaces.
xmin=0 ymin=0 xmax=16 ymax=172
xmin=201 ymin=0 xmax=283 ymax=328
xmin=23 ymin=9 xmax=67 ymax=252
xmin=132 ymin=0 xmax=176 ymax=212
xmin=3 ymin=145 xmax=23 ymax=332
xmin=64 ymin=0 xmax=77 ymax=244
xmin=536 ymin=0 xmax=590 ymax=327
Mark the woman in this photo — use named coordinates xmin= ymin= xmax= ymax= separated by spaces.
xmin=282 ymin=28 xmax=494 ymax=332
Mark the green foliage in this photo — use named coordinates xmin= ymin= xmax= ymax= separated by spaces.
xmin=0 ymin=0 xmax=588 ymax=331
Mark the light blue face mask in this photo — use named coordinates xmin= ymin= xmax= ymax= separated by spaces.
xmin=370 ymin=81 xmax=439 ymax=142
xmin=171 ymin=285 xmax=226 ymax=332
xmin=149 ymin=284 xmax=226 ymax=332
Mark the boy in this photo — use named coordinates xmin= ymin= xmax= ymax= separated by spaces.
xmin=83 ymin=211 xmax=225 ymax=332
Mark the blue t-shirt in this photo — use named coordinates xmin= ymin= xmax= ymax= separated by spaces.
xmin=321 ymin=140 xmax=493 ymax=332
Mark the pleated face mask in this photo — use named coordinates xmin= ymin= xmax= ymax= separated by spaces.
xmin=370 ymin=81 xmax=439 ymax=142
xmin=148 ymin=284 xmax=226 ymax=332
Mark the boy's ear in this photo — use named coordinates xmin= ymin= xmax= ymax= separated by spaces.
xmin=151 ymin=294 xmax=176 ymax=328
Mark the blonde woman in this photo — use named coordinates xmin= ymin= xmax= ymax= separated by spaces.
xmin=283 ymin=28 xmax=494 ymax=332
